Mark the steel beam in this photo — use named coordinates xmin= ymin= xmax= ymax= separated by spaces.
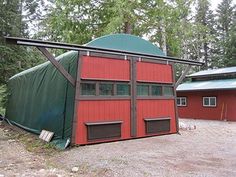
xmin=5 ymin=36 xmax=204 ymax=66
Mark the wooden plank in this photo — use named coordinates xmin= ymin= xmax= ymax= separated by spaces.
xmin=144 ymin=117 xmax=171 ymax=121
xmin=85 ymin=121 xmax=123 ymax=126
xmin=37 ymin=47 xmax=76 ymax=86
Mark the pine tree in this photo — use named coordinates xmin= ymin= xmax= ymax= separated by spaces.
xmin=225 ymin=16 xmax=236 ymax=66
xmin=195 ymin=0 xmax=216 ymax=69
xmin=214 ymin=0 xmax=235 ymax=67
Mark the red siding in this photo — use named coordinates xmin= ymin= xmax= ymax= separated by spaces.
xmin=137 ymin=99 xmax=177 ymax=137
xmin=81 ymin=56 xmax=130 ymax=81
xmin=75 ymin=100 xmax=131 ymax=144
xmin=178 ymin=90 xmax=236 ymax=121
xmin=137 ymin=62 xmax=173 ymax=83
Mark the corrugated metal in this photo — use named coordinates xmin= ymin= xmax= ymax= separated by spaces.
xmin=188 ymin=66 xmax=236 ymax=77
xmin=81 ymin=56 xmax=130 ymax=81
xmin=177 ymin=79 xmax=236 ymax=91
xmin=178 ymin=90 xmax=236 ymax=121
xmin=75 ymin=100 xmax=131 ymax=144
xmin=137 ymin=62 xmax=173 ymax=83
xmin=136 ymin=100 xmax=177 ymax=137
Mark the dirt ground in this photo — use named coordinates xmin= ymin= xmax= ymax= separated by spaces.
xmin=0 ymin=119 xmax=236 ymax=177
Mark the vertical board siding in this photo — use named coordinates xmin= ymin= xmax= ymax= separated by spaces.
xmin=177 ymin=90 xmax=236 ymax=121
xmin=81 ymin=56 xmax=130 ymax=81
xmin=136 ymin=99 xmax=177 ymax=137
xmin=137 ymin=62 xmax=173 ymax=83
xmin=75 ymin=100 xmax=131 ymax=144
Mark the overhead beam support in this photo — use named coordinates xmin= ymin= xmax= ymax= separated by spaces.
xmin=175 ymin=65 xmax=191 ymax=88
xmin=5 ymin=36 xmax=204 ymax=66
xmin=37 ymin=47 xmax=76 ymax=86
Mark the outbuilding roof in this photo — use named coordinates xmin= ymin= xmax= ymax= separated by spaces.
xmin=187 ymin=66 xmax=236 ymax=77
xmin=177 ymin=79 xmax=236 ymax=91
xmin=86 ymin=34 xmax=165 ymax=56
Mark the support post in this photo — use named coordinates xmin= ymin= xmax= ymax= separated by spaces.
xmin=37 ymin=47 xmax=76 ymax=86
xmin=71 ymin=51 xmax=83 ymax=145
xmin=175 ymin=65 xmax=191 ymax=89
xmin=130 ymin=57 xmax=137 ymax=137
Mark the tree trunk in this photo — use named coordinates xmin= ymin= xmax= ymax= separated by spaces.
xmin=203 ymin=41 xmax=208 ymax=68
xmin=160 ymin=20 xmax=167 ymax=55
xmin=123 ymin=21 xmax=132 ymax=34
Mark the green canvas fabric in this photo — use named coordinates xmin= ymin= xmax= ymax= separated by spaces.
xmin=5 ymin=34 xmax=164 ymax=146
xmin=6 ymin=51 xmax=78 ymax=140
xmin=86 ymin=33 xmax=165 ymax=56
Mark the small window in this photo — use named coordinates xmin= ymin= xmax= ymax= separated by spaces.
xmin=203 ymin=97 xmax=216 ymax=107
xmin=99 ymin=83 xmax=113 ymax=96
xmin=151 ymin=85 xmax=162 ymax=96
xmin=137 ymin=85 xmax=149 ymax=96
xmin=81 ymin=83 xmax=96 ymax=95
xmin=117 ymin=84 xmax=130 ymax=96
xmin=163 ymin=86 xmax=173 ymax=96
xmin=177 ymin=97 xmax=187 ymax=106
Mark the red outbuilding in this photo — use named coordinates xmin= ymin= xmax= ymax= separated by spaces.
xmin=5 ymin=34 xmax=202 ymax=146
xmin=177 ymin=67 xmax=236 ymax=121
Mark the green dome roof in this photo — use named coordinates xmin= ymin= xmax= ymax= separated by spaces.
xmin=86 ymin=34 xmax=165 ymax=56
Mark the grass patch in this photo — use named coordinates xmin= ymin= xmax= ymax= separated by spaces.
xmin=1 ymin=122 xmax=60 ymax=155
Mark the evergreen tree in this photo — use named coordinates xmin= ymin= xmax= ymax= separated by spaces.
xmin=213 ymin=0 xmax=235 ymax=67
xmin=225 ymin=17 xmax=236 ymax=66
xmin=0 ymin=0 xmax=45 ymax=114
xmin=195 ymin=0 xmax=216 ymax=69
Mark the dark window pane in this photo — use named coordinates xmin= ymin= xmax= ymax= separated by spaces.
xmin=210 ymin=97 xmax=216 ymax=106
xmin=99 ymin=83 xmax=113 ymax=96
xmin=137 ymin=85 xmax=149 ymax=96
xmin=181 ymin=98 xmax=186 ymax=105
xmin=151 ymin=85 xmax=162 ymax=96
xmin=163 ymin=86 xmax=173 ymax=96
xmin=81 ymin=83 xmax=96 ymax=95
xmin=204 ymin=98 xmax=209 ymax=106
xmin=177 ymin=98 xmax=181 ymax=105
xmin=117 ymin=84 xmax=130 ymax=96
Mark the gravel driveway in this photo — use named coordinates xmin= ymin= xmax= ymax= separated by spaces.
xmin=52 ymin=119 xmax=236 ymax=177
xmin=1 ymin=119 xmax=236 ymax=177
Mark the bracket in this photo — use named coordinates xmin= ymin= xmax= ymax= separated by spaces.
xmin=37 ymin=47 xmax=76 ymax=86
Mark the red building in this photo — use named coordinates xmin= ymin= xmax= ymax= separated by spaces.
xmin=177 ymin=67 xmax=236 ymax=121
xmin=5 ymin=34 xmax=202 ymax=146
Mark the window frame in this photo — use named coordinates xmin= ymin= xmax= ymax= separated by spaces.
xmin=80 ymin=80 xmax=131 ymax=98
xmin=137 ymin=82 xmax=174 ymax=98
xmin=177 ymin=97 xmax=187 ymax=107
xmin=163 ymin=85 xmax=174 ymax=96
xmin=203 ymin=97 xmax=217 ymax=107
xmin=99 ymin=82 xmax=114 ymax=96
xmin=116 ymin=83 xmax=131 ymax=96
xmin=137 ymin=84 xmax=150 ymax=96
xmin=150 ymin=84 xmax=162 ymax=96
xmin=80 ymin=82 xmax=97 ymax=96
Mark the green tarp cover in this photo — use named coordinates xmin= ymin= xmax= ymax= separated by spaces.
xmin=6 ymin=51 xmax=78 ymax=140
xmin=5 ymin=34 xmax=165 ymax=145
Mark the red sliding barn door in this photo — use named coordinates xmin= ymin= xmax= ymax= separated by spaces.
xmin=75 ymin=55 xmax=131 ymax=145
xmin=136 ymin=62 xmax=177 ymax=137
